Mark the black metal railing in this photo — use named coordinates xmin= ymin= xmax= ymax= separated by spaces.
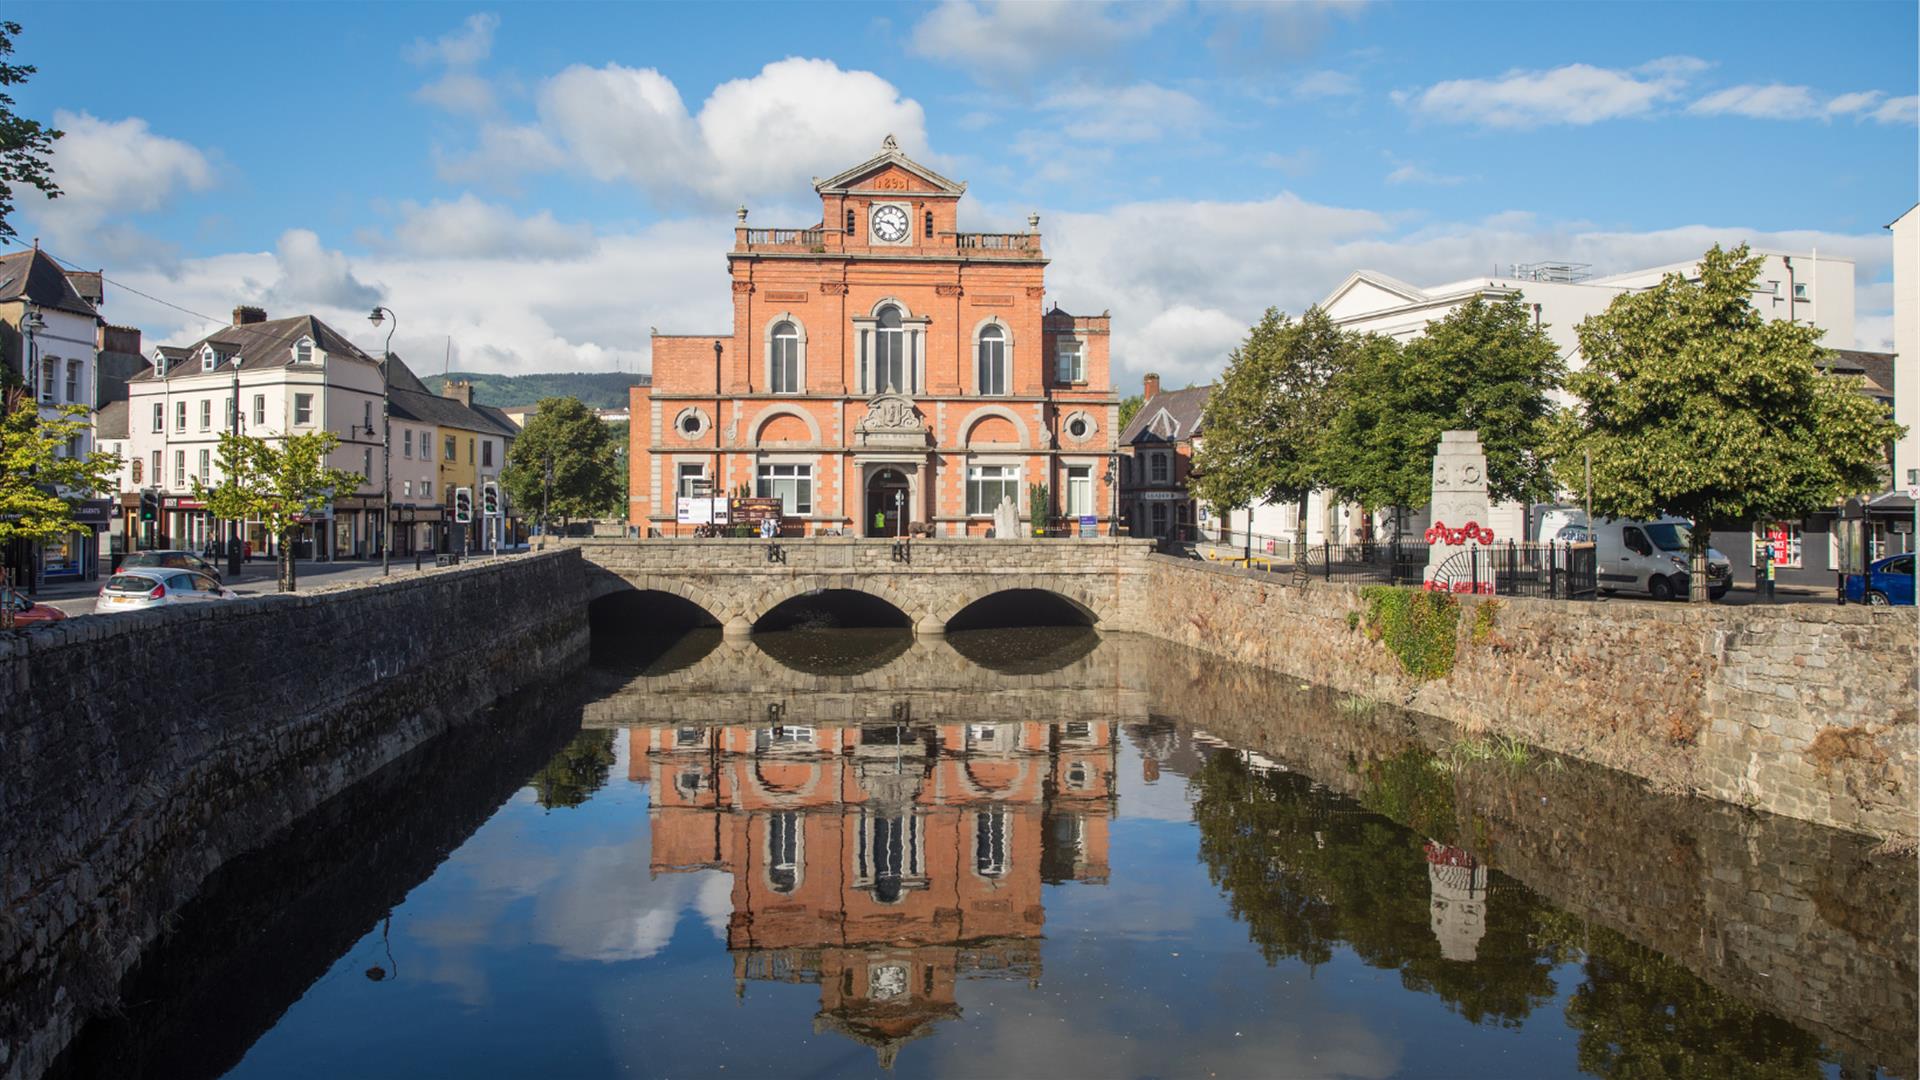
xmin=1156 ymin=525 xmax=1599 ymax=600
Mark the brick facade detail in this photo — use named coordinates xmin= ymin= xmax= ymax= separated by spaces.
xmin=631 ymin=139 xmax=1118 ymax=537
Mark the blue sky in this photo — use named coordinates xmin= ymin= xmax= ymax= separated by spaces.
xmin=11 ymin=1 xmax=1917 ymax=385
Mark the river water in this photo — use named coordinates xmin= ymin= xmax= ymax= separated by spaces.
xmin=52 ymin=628 xmax=1915 ymax=1080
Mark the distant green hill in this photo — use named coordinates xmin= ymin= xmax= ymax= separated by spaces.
xmin=439 ymin=371 xmax=649 ymax=410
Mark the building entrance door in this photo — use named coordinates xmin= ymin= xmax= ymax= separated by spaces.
xmin=866 ymin=468 xmax=910 ymax=537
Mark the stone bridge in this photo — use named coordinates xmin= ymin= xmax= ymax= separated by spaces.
xmin=559 ymin=537 xmax=1155 ymax=636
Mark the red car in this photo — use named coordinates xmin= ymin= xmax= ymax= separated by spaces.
xmin=7 ymin=592 xmax=68 ymax=627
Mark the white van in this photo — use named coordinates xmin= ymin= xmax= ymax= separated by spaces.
xmin=1535 ymin=509 xmax=1731 ymax=601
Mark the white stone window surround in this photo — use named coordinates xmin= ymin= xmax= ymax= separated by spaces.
xmin=1060 ymin=455 xmax=1101 ymax=518
xmin=763 ymin=313 xmax=807 ymax=394
xmin=670 ymin=455 xmax=712 ymax=498
xmin=749 ymin=403 xmax=823 ymax=446
xmin=971 ymin=315 xmax=1015 ymax=397
xmin=853 ymin=297 xmax=929 ymax=396
xmin=958 ymin=403 xmax=1032 ymax=449
xmin=1061 ymin=409 xmax=1098 ymax=443
xmin=674 ymin=406 xmax=712 ymax=440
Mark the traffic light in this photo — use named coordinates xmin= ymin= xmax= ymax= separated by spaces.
xmin=453 ymin=486 xmax=474 ymax=524
xmin=481 ymin=481 xmax=500 ymax=516
xmin=139 ymin=488 xmax=159 ymax=522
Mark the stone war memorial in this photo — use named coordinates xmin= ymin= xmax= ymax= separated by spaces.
xmin=1423 ymin=429 xmax=1496 ymax=593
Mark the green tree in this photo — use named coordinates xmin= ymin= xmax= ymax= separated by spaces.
xmin=530 ymin=730 xmax=617 ymax=810
xmin=1548 ymin=244 xmax=1903 ymax=601
xmin=1191 ymin=307 xmax=1352 ymax=580
xmin=0 ymin=21 xmax=62 ymax=241
xmin=0 ymin=387 xmax=119 ymax=625
xmin=1029 ymin=480 xmax=1050 ymax=536
xmin=194 ymin=430 xmax=363 ymax=593
xmin=1118 ymin=393 xmax=1144 ymax=431
xmin=501 ymin=396 xmax=623 ymax=534
xmin=1322 ymin=297 xmax=1563 ymax=529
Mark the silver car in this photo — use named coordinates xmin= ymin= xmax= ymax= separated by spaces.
xmin=96 ymin=568 xmax=240 ymax=612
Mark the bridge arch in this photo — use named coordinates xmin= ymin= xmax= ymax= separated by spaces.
xmin=751 ymin=584 xmax=921 ymax=633
xmin=940 ymin=584 xmax=1102 ymax=632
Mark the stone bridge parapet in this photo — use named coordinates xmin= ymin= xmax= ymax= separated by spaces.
xmin=558 ymin=537 xmax=1156 ymax=636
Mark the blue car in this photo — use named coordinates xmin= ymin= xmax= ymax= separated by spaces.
xmin=1845 ymin=553 xmax=1915 ymax=606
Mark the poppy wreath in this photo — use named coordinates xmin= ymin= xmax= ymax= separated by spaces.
xmin=1424 ymin=520 xmax=1495 ymax=546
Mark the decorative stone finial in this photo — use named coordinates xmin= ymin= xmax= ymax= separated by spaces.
xmin=882 ymin=134 xmax=899 ymax=151
xmin=1027 ymin=211 xmax=1040 ymax=231
xmin=736 ymin=204 xmax=748 ymax=222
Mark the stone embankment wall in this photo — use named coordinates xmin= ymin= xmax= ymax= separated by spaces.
xmin=1144 ymin=556 xmax=1918 ymax=840
xmin=1149 ymin=646 xmax=1915 ymax=1075
xmin=0 ymin=550 xmax=590 ymax=1080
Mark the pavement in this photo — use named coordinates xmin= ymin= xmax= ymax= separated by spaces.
xmin=31 ymin=551 xmax=524 ymax=616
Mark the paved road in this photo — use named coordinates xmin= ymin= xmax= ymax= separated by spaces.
xmin=36 ymin=553 xmax=521 ymax=616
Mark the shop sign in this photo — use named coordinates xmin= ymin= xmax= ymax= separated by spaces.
xmin=1078 ymin=514 xmax=1098 ymax=538
xmin=730 ymin=497 xmax=784 ymax=524
xmin=1140 ymin=491 xmax=1185 ymax=501
xmin=677 ymin=496 xmax=729 ymax=525
xmin=72 ymin=499 xmax=113 ymax=526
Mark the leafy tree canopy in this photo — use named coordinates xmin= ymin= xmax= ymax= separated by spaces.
xmin=1118 ymin=394 xmax=1144 ymax=431
xmin=1191 ymin=306 xmax=1352 ymax=514
xmin=1548 ymin=244 xmax=1902 ymax=541
xmin=0 ymin=21 xmax=62 ymax=241
xmin=193 ymin=429 xmax=363 ymax=592
xmin=501 ymin=396 xmax=624 ymax=523
xmin=1322 ymin=296 xmax=1563 ymax=511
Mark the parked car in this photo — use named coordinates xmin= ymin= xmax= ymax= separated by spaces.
xmin=96 ymin=568 xmax=240 ymax=612
xmin=1844 ymin=553 xmax=1915 ymax=606
xmin=118 ymin=549 xmax=223 ymax=583
xmin=1537 ymin=509 xmax=1730 ymax=601
xmin=6 ymin=592 xmax=68 ymax=627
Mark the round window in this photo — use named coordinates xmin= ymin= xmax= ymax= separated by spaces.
xmin=1066 ymin=414 xmax=1092 ymax=440
xmin=676 ymin=409 xmax=709 ymax=438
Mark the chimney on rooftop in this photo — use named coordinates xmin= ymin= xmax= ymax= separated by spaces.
xmin=1143 ymin=372 xmax=1161 ymax=400
xmin=99 ymin=324 xmax=141 ymax=355
xmin=442 ymin=379 xmax=473 ymax=407
xmin=232 ymin=305 xmax=267 ymax=326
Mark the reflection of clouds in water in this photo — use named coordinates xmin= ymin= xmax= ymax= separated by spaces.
xmin=927 ymin=978 xmax=1400 ymax=1079
xmin=532 ymin=844 xmax=731 ymax=962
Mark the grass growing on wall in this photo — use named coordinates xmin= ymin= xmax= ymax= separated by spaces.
xmin=1470 ymin=599 xmax=1501 ymax=645
xmin=1359 ymin=585 xmax=1460 ymax=680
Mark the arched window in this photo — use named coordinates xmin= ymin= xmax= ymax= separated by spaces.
xmin=977 ymin=324 xmax=1006 ymax=395
xmin=771 ymin=321 xmax=800 ymax=393
xmin=875 ymin=305 xmax=905 ymax=393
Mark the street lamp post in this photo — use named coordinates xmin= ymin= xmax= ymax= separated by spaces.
xmin=368 ymin=307 xmax=397 ymax=575
xmin=227 ymin=354 xmax=243 ymax=577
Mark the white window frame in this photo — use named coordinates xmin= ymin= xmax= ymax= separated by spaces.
xmin=975 ymin=319 xmax=1010 ymax=396
xmin=65 ymin=360 xmax=80 ymax=404
xmin=1066 ymin=464 xmax=1094 ymax=518
xmin=294 ymin=393 xmax=314 ymax=427
xmin=1056 ymin=335 xmax=1085 ymax=384
xmin=152 ymin=402 xmax=164 ymax=433
xmin=966 ymin=462 xmax=1021 ymax=517
xmin=252 ymin=394 xmax=265 ymax=428
xmin=765 ymin=315 xmax=806 ymax=394
xmin=757 ymin=462 xmax=813 ymax=516
xmin=175 ymin=400 xmax=187 ymax=431
xmin=201 ymin=347 xmax=217 ymax=373
xmin=676 ymin=462 xmax=708 ymax=498
xmin=197 ymin=448 xmax=210 ymax=484
xmin=294 ymin=337 xmax=314 ymax=364
xmin=403 ymin=429 xmax=413 ymax=458
xmin=199 ymin=399 xmax=211 ymax=431
xmin=174 ymin=450 xmax=185 ymax=488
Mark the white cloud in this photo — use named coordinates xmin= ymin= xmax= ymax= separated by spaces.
xmin=417 ymin=71 xmax=497 ymax=116
xmin=1400 ymin=57 xmax=1700 ymax=129
xmin=388 ymin=194 xmax=594 ymax=259
xmin=1824 ymin=91 xmax=1884 ymax=117
xmin=266 ymin=229 xmax=381 ymax=310
xmin=1039 ymin=82 xmax=1211 ymax=143
xmin=1872 ymin=95 xmax=1918 ymax=125
xmin=1293 ymin=69 xmax=1361 ymax=99
xmin=909 ymin=0 xmax=1176 ymax=80
xmin=444 ymin=58 xmax=928 ymax=207
xmin=26 ymin=111 xmax=215 ymax=245
xmin=1383 ymin=153 xmax=1465 ymax=186
xmin=411 ymin=14 xmax=502 ymax=115
xmin=1261 ymin=149 xmax=1318 ymax=175
xmin=408 ymin=12 xmax=498 ymax=67
xmin=1206 ymin=1 xmax=1371 ymax=66
xmin=1044 ymin=192 xmax=1895 ymax=389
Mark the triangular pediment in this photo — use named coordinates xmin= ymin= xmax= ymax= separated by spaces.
xmin=815 ymin=136 xmax=966 ymax=196
xmin=1320 ymin=270 xmax=1429 ymax=318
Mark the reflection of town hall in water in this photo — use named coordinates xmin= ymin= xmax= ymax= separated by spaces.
xmin=631 ymin=136 xmax=1119 ymax=537
xmin=635 ymin=719 xmax=1116 ymax=1065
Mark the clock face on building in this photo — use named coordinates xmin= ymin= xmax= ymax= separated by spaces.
xmin=871 ymin=204 xmax=910 ymax=243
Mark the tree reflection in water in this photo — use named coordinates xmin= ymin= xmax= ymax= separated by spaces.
xmin=1187 ymin=746 xmax=1831 ymax=1075
xmin=530 ymin=730 xmax=617 ymax=810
